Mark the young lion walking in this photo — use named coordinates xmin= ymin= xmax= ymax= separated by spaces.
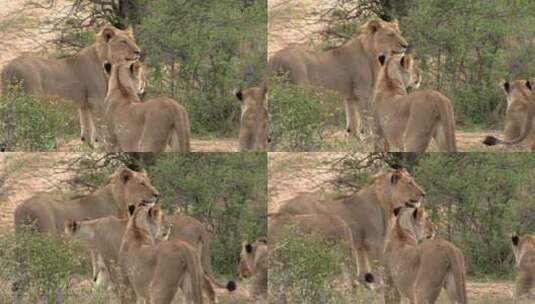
xmin=383 ymin=206 xmax=466 ymax=304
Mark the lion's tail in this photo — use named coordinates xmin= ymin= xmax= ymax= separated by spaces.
xmin=447 ymin=246 xmax=467 ymax=304
xmin=197 ymin=233 xmax=237 ymax=292
xmin=170 ymin=104 xmax=191 ymax=152
xmin=182 ymin=244 xmax=204 ymax=304
xmin=435 ymin=93 xmax=457 ymax=152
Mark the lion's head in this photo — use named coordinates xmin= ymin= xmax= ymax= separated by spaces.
xmin=374 ymin=166 xmax=426 ymax=211
xmin=512 ymin=234 xmax=535 ymax=267
xmin=105 ymin=61 xmax=147 ymax=100
xmin=238 ymin=237 xmax=268 ymax=279
xmin=95 ymin=26 xmax=142 ymax=65
xmin=110 ymin=167 xmax=160 ymax=211
xmin=502 ymin=80 xmax=533 ymax=140
xmin=361 ymin=19 xmax=408 ymax=57
xmin=378 ymin=53 xmax=421 ymax=91
xmin=130 ymin=203 xmax=168 ymax=242
xmin=394 ymin=206 xmax=435 ymax=242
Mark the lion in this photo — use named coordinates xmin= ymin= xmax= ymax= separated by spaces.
xmin=511 ymin=234 xmax=535 ymax=299
xmin=103 ymin=61 xmax=191 ymax=152
xmin=277 ymin=166 xmax=426 ymax=284
xmin=372 ymin=53 xmax=457 ymax=152
xmin=64 ymin=211 xmax=236 ymax=302
xmin=383 ymin=206 xmax=466 ymax=304
xmin=266 ymin=17 xmax=409 ymax=138
xmin=118 ymin=202 xmax=205 ymax=304
xmin=234 ymin=87 xmax=268 ymax=151
xmin=14 ymin=167 xmax=158 ymax=234
xmin=238 ymin=237 xmax=268 ymax=300
xmin=268 ymin=213 xmax=361 ymax=286
xmin=1 ymin=26 xmax=142 ymax=147
xmin=483 ymin=80 xmax=535 ymax=150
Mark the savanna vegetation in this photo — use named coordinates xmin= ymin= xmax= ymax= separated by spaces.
xmin=0 ymin=0 xmax=266 ymax=150
xmin=268 ymin=0 xmax=535 ymax=150
xmin=0 ymin=152 xmax=267 ymax=303
xmin=269 ymin=152 xmax=535 ymax=303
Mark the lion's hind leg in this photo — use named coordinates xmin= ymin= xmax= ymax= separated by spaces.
xmin=138 ymin=114 xmax=171 ymax=152
xmin=403 ymin=105 xmax=435 ymax=152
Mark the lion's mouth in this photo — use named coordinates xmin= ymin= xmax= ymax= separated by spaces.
xmin=392 ymin=48 xmax=406 ymax=55
xmin=405 ymin=199 xmax=421 ymax=208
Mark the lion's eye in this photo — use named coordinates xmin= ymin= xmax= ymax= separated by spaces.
xmin=121 ymin=40 xmax=127 ymax=44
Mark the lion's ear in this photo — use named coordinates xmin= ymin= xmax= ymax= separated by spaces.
xmin=393 ymin=206 xmax=403 ymax=217
xmin=412 ymin=208 xmax=419 ymax=219
xmin=378 ymin=55 xmax=386 ymax=66
xmin=235 ymin=90 xmax=243 ymax=102
xmin=503 ymin=81 xmax=510 ymax=93
xmin=400 ymin=56 xmax=411 ymax=68
xmin=391 ymin=171 xmax=402 ymax=184
xmin=120 ymin=168 xmax=134 ymax=184
xmin=526 ymin=80 xmax=532 ymax=91
xmin=104 ymin=62 xmax=112 ymax=75
xmin=65 ymin=219 xmax=78 ymax=232
xmin=512 ymin=235 xmax=520 ymax=246
xmin=128 ymin=205 xmax=136 ymax=216
xmin=245 ymin=243 xmax=253 ymax=254
xmin=101 ymin=26 xmax=117 ymax=43
xmin=130 ymin=62 xmax=141 ymax=75
xmin=365 ymin=19 xmax=382 ymax=33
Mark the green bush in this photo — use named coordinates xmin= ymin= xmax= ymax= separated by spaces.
xmin=0 ymin=86 xmax=78 ymax=151
xmin=269 ymin=227 xmax=352 ymax=303
xmin=136 ymin=0 xmax=267 ymax=137
xmin=269 ymin=76 xmax=344 ymax=151
xmin=0 ymin=231 xmax=84 ymax=303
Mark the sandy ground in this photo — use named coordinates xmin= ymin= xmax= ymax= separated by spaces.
xmin=268 ymin=152 xmax=517 ymax=302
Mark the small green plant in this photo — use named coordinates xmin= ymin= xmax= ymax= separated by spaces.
xmin=269 ymin=75 xmax=344 ymax=151
xmin=269 ymin=227 xmax=349 ymax=303
xmin=0 ymin=85 xmax=78 ymax=151
xmin=0 ymin=231 xmax=83 ymax=303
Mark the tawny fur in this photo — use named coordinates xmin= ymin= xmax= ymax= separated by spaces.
xmin=1 ymin=26 xmax=141 ymax=147
xmin=266 ymin=19 xmax=408 ymax=138
xmin=235 ymin=87 xmax=268 ymax=151
xmin=104 ymin=61 xmax=191 ymax=152
xmin=277 ymin=168 xmax=426 ymax=283
xmin=372 ymin=54 xmax=457 ymax=152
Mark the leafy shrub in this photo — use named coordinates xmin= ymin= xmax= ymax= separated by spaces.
xmin=0 ymin=231 xmax=84 ymax=303
xmin=268 ymin=76 xmax=344 ymax=151
xmin=0 ymin=86 xmax=78 ymax=151
xmin=269 ymin=227 xmax=351 ymax=303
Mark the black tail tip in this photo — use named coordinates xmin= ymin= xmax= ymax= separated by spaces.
xmin=227 ymin=280 xmax=237 ymax=292
xmin=483 ymin=136 xmax=498 ymax=146
xmin=364 ymin=272 xmax=375 ymax=283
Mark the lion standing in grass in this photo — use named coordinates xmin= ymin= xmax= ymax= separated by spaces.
xmin=103 ymin=61 xmax=191 ymax=152
xmin=266 ymin=18 xmax=409 ymax=138
xmin=1 ymin=26 xmax=142 ymax=147
xmin=372 ymin=53 xmax=457 ymax=152
xmin=511 ymin=234 xmax=535 ymax=299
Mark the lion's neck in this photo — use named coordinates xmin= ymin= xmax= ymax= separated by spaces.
xmin=96 ymin=182 xmax=128 ymax=215
xmin=355 ymin=35 xmax=381 ymax=81
xmin=386 ymin=219 xmax=418 ymax=252
xmin=106 ymin=65 xmax=140 ymax=112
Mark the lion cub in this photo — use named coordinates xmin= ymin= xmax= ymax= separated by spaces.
xmin=104 ymin=61 xmax=191 ymax=152
xmin=234 ymin=87 xmax=268 ymax=151
xmin=118 ymin=203 xmax=204 ymax=304
xmin=383 ymin=206 xmax=466 ymax=304
xmin=238 ymin=237 xmax=268 ymax=300
xmin=512 ymin=234 xmax=535 ymax=299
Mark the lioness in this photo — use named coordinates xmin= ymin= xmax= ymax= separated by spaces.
xmin=239 ymin=237 xmax=268 ymax=300
xmin=64 ymin=212 xmax=235 ymax=300
xmin=268 ymin=213 xmax=361 ymax=285
xmin=266 ymin=18 xmax=408 ymax=138
xmin=1 ymin=26 xmax=142 ymax=147
xmin=383 ymin=206 xmax=466 ymax=304
xmin=235 ymin=87 xmax=268 ymax=151
xmin=372 ymin=54 xmax=457 ymax=152
xmin=103 ymin=61 xmax=191 ymax=152
xmin=277 ymin=166 xmax=425 ymax=283
xmin=511 ymin=234 xmax=535 ymax=299
xmin=483 ymin=80 xmax=535 ymax=150
xmin=14 ymin=167 xmax=158 ymax=234
xmin=118 ymin=202 xmax=205 ymax=304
